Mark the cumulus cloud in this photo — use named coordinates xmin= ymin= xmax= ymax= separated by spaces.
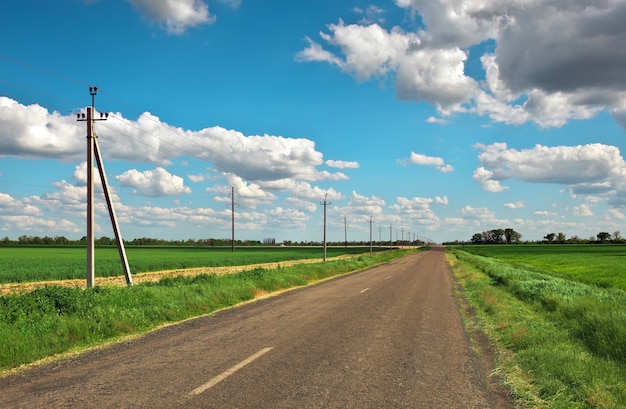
xmin=296 ymin=21 xmax=476 ymax=112
xmin=534 ymin=210 xmax=557 ymax=217
xmin=117 ymin=167 xmax=192 ymax=196
xmin=573 ymin=204 xmax=594 ymax=217
xmin=128 ymin=0 xmax=215 ymax=34
xmin=400 ymin=151 xmax=454 ymax=172
xmin=343 ymin=191 xmax=386 ymax=219
xmin=0 ymin=98 xmax=348 ymax=188
xmin=472 ymin=166 xmax=506 ymax=193
xmin=504 ymin=200 xmax=525 ymax=209
xmin=266 ymin=207 xmax=309 ymax=230
xmin=299 ymin=1 xmax=626 ymax=128
xmin=388 ymin=196 xmax=445 ymax=227
xmin=0 ymin=97 xmax=83 ymax=160
xmin=209 ymin=173 xmax=277 ymax=209
xmin=475 ymin=142 xmax=626 ymax=186
xmin=459 ymin=205 xmax=497 ymax=222
xmin=326 ymin=159 xmax=360 ymax=169
xmin=473 ymin=142 xmax=626 ymax=209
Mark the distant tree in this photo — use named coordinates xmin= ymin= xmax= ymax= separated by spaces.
xmin=492 ymin=229 xmax=505 ymax=243
xmin=504 ymin=228 xmax=522 ymax=244
xmin=613 ymin=231 xmax=622 ymax=241
xmin=544 ymin=233 xmax=556 ymax=243
xmin=471 ymin=233 xmax=484 ymax=244
xmin=556 ymin=232 xmax=566 ymax=243
xmin=597 ymin=232 xmax=611 ymax=242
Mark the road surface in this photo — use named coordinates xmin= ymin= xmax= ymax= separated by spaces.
xmin=0 ymin=247 xmax=510 ymax=408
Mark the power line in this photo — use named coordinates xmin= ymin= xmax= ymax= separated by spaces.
xmin=0 ymin=54 xmax=89 ymax=87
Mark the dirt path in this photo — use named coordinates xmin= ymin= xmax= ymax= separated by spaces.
xmin=0 ymin=255 xmax=350 ymax=296
xmin=0 ymin=248 xmax=511 ymax=408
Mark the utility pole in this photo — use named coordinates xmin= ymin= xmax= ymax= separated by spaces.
xmin=344 ymin=216 xmax=347 ymax=247
xmin=389 ymin=224 xmax=393 ymax=250
xmin=320 ymin=193 xmax=331 ymax=262
xmin=369 ymin=216 xmax=373 ymax=255
xmin=78 ymin=86 xmax=132 ymax=288
xmin=230 ymin=186 xmax=235 ymax=252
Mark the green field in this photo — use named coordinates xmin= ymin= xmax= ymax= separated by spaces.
xmin=0 ymin=246 xmax=388 ymax=284
xmin=448 ymin=245 xmax=626 ymax=408
xmin=458 ymin=244 xmax=626 ymax=291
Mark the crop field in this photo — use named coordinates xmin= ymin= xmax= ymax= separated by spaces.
xmin=458 ymin=244 xmax=626 ymax=291
xmin=0 ymin=246 xmax=389 ymax=284
xmin=448 ymin=245 xmax=626 ymax=408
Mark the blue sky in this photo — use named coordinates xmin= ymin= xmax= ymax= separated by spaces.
xmin=1 ymin=0 xmax=626 ymax=244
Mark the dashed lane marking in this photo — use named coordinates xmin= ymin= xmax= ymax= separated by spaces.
xmin=189 ymin=347 xmax=273 ymax=396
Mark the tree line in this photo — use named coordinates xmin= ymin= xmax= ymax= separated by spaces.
xmin=464 ymin=229 xmax=625 ymax=244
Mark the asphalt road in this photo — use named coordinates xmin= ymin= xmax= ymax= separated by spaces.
xmin=0 ymin=247 xmax=509 ymax=408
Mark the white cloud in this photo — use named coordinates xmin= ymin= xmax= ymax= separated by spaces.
xmin=0 ymin=193 xmax=41 ymax=216
xmin=389 ymin=196 xmax=442 ymax=227
xmin=343 ymin=191 xmax=386 ymax=219
xmin=210 ymin=173 xmax=277 ymax=209
xmin=573 ymin=204 xmax=594 ymax=217
xmin=117 ymin=167 xmax=192 ymax=197
xmin=296 ymin=21 xmax=476 ymax=112
xmin=604 ymin=208 xmax=626 ymax=221
xmin=534 ymin=211 xmax=557 ymax=217
xmin=504 ymin=200 xmax=525 ymax=209
xmin=128 ymin=0 xmax=215 ymax=34
xmin=266 ymin=207 xmax=309 ymax=230
xmin=0 ymin=97 xmax=83 ymax=160
xmin=400 ymin=151 xmax=454 ymax=172
xmin=474 ymin=142 xmax=626 ymax=192
xmin=326 ymin=159 xmax=360 ymax=169
xmin=284 ymin=197 xmax=317 ymax=213
xmin=301 ymin=1 xmax=626 ymax=129
xmin=472 ymin=166 xmax=506 ymax=193
xmin=0 ymin=98 xmax=350 ymax=188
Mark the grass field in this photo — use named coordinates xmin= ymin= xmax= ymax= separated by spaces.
xmin=458 ymin=244 xmax=626 ymax=291
xmin=0 ymin=246 xmax=389 ymax=284
xmin=448 ymin=245 xmax=626 ymax=408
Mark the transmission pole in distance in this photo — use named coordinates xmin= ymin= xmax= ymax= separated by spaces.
xmin=320 ymin=193 xmax=331 ymax=262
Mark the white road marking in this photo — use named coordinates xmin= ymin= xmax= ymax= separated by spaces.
xmin=189 ymin=347 xmax=273 ymax=396
xmin=385 ymin=275 xmax=392 ymax=280
xmin=360 ymin=288 xmax=369 ymax=294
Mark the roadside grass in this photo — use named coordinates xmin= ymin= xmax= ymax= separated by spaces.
xmin=0 ymin=249 xmax=415 ymax=373
xmin=447 ymin=248 xmax=626 ymax=408
xmin=0 ymin=246 xmax=390 ymax=284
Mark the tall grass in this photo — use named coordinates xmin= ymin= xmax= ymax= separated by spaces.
xmin=448 ymin=248 xmax=626 ymax=408
xmin=0 ymin=249 xmax=414 ymax=372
